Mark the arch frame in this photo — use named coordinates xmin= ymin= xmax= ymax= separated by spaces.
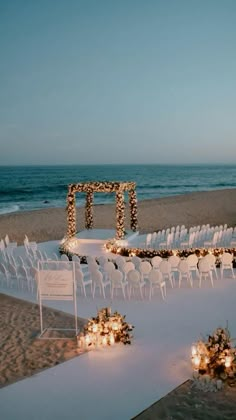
xmin=66 ymin=181 xmax=138 ymax=240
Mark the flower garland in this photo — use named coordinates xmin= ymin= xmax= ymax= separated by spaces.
xmin=77 ymin=307 xmax=134 ymax=350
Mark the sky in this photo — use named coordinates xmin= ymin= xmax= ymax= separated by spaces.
xmin=0 ymin=0 xmax=236 ymax=165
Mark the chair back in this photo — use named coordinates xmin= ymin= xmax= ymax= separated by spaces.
xmin=159 ymin=260 xmax=171 ymax=275
xmin=199 ymin=259 xmax=210 ymax=273
xmin=131 ymin=256 xmax=141 ymax=269
xmin=122 ymin=261 xmax=135 ymax=274
xmin=151 ymin=256 xmax=162 ymax=269
xmin=221 ymin=252 xmax=233 ymax=264
xmin=110 ymin=269 xmax=123 ymax=285
xmin=186 ymin=254 xmax=198 ymax=267
xmin=61 ymin=254 xmax=69 ymax=261
xmin=103 ymin=261 xmax=116 ymax=274
xmin=91 ymin=269 xmax=103 ymax=285
xmin=127 ymin=269 xmax=141 ymax=285
xmin=178 ymin=260 xmax=189 ymax=274
xmin=148 ymin=269 xmax=163 ymax=284
xmin=139 ymin=261 xmax=152 ymax=275
xmin=168 ymin=255 xmax=180 ymax=268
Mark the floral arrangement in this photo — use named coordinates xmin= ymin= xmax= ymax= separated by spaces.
xmin=191 ymin=325 xmax=236 ymax=382
xmin=77 ymin=307 xmax=134 ymax=350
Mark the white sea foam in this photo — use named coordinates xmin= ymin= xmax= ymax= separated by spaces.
xmin=0 ymin=204 xmax=20 ymax=215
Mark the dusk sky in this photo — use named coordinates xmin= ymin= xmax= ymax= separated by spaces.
xmin=0 ymin=0 xmax=236 ymax=165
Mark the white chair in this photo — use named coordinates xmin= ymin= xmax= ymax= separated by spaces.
xmin=115 ymin=255 xmax=126 ymax=270
xmin=151 ymin=256 xmax=162 ymax=270
xmin=122 ymin=261 xmax=135 ymax=281
xmin=75 ymin=269 xmax=92 ymax=297
xmin=186 ymin=254 xmax=199 ymax=280
xmin=159 ymin=260 xmax=174 ymax=288
xmin=139 ymin=260 xmax=152 ymax=283
xmin=72 ymin=255 xmax=80 ymax=263
xmin=7 ymin=262 xmax=19 ymax=289
xmin=178 ymin=260 xmax=193 ymax=288
xmin=127 ymin=269 xmax=145 ymax=299
xmin=91 ymin=269 xmax=110 ymax=299
xmin=61 ymin=254 xmax=69 ymax=261
xmin=5 ymin=234 xmax=17 ymax=249
xmin=220 ymin=253 xmax=235 ymax=279
xmin=110 ymin=269 xmax=128 ymax=299
xmin=204 ymin=254 xmax=218 ymax=279
xmin=148 ymin=269 xmax=166 ymax=300
xmin=0 ymin=262 xmax=9 ymax=287
xmin=131 ymin=256 xmax=141 ymax=269
xmin=97 ymin=255 xmax=108 ymax=268
xmin=103 ymin=261 xmax=116 ymax=282
xmin=18 ymin=265 xmax=32 ymax=292
xmin=198 ymin=258 xmax=214 ymax=288
xmin=168 ymin=255 xmax=180 ymax=282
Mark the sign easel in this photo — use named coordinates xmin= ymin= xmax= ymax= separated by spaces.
xmin=37 ymin=261 xmax=78 ymax=339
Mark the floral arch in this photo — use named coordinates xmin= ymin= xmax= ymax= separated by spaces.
xmin=66 ymin=181 xmax=138 ymax=240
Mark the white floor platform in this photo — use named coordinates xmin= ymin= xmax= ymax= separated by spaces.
xmin=0 ymin=240 xmax=236 ymax=419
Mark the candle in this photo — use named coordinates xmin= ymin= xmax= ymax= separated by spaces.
xmin=85 ymin=334 xmax=91 ymax=347
xmin=112 ymin=322 xmax=118 ymax=331
xmin=92 ymin=324 xmax=98 ymax=333
xmin=193 ymin=355 xmax=201 ymax=369
xmin=109 ymin=333 xmax=115 ymax=346
xmin=102 ymin=335 xmax=107 ymax=346
xmin=225 ymin=356 xmax=232 ymax=368
xmin=191 ymin=345 xmax=197 ymax=357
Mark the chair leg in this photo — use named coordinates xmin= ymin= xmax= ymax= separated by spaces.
xmin=210 ymin=273 xmax=214 ymax=287
xmin=178 ymin=274 xmax=181 ymax=288
xmin=149 ymin=284 xmax=152 ymax=300
xmin=160 ymin=286 xmax=164 ymax=301
xmin=199 ymin=274 xmax=202 ymax=288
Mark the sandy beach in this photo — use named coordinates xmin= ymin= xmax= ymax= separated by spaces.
xmin=0 ymin=294 xmax=87 ymax=388
xmin=0 ymin=189 xmax=236 ymax=244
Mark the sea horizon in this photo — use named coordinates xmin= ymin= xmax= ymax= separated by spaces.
xmin=0 ymin=163 xmax=236 ymax=215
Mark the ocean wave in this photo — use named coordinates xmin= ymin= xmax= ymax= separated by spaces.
xmin=0 ymin=204 xmax=20 ymax=215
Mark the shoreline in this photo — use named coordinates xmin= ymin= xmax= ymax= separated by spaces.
xmin=0 ymin=188 xmax=236 ymax=244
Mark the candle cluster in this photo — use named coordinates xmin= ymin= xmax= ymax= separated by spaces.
xmin=66 ymin=181 xmax=138 ymax=240
xmin=191 ymin=326 xmax=236 ymax=381
xmin=77 ymin=307 xmax=134 ymax=350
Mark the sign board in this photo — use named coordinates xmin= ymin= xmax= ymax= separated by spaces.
xmin=37 ymin=261 xmax=78 ymax=338
xmin=38 ymin=270 xmax=74 ymax=300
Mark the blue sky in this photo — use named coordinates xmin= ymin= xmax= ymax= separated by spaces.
xmin=0 ymin=0 xmax=236 ymax=165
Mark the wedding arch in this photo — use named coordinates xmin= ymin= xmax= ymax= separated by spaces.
xmin=66 ymin=181 xmax=138 ymax=239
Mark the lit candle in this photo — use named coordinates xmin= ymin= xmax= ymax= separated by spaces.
xmin=193 ymin=355 xmax=201 ymax=369
xmin=205 ymin=356 xmax=209 ymax=365
xmin=191 ymin=345 xmax=197 ymax=357
xmin=109 ymin=333 xmax=115 ymax=346
xmin=92 ymin=324 xmax=98 ymax=333
xmin=85 ymin=334 xmax=91 ymax=347
xmin=225 ymin=356 xmax=232 ymax=368
xmin=102 ymin=335 xmax=107 ymax=346
xmin=112 ymin=322 xmax=118 ymax=331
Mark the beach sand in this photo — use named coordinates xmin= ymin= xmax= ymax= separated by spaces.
xmin=0 ymin=189 xmax=236 ymax=244
xmin=134 ymin=379 xmax=236 ymax=420
xmin=0 ymin=293 xmax=87 ymax=388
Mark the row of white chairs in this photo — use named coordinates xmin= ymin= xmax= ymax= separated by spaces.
xmin=142 ymin=224 xmax=236 ymax=250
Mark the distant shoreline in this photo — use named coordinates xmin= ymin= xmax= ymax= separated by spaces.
xmin=0 ymin=188 xmax=236 ymax=244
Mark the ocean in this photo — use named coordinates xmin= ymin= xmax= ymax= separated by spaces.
xmin=0 ymin=164 xmax=236 ymax=215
